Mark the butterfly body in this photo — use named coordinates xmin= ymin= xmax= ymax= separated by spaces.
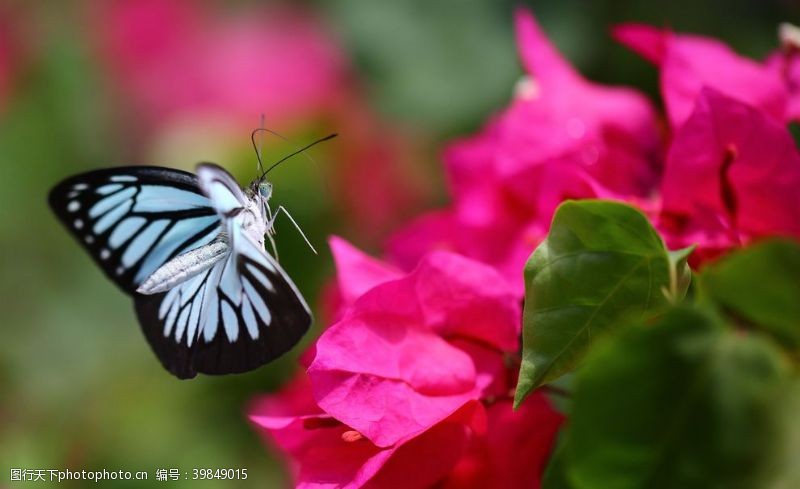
xmin=49 ymin=163 xmax=312 ymax=379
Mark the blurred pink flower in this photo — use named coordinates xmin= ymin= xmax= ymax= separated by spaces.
xmin=95 ymin=0 xmax=347 ymax=129
xmin=250 ymin=238 xmax=562 ymax=488
xmin=388 ymin=8 xmax=660 ymax=292
xmin=0 ymin=5 xmax=22 ymax=112
xmin=657 ymin=88 xmax=800 ymax=263
xmin=329 ymin=106 xmax=433 ymax=242
xmin=766 ymin=23 xmax=800 ymax=122
xmin=614 ymin=23 xmax=789 ymax=128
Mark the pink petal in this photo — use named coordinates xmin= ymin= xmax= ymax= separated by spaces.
xmin=612 ymin=23 xmax=668 ymax=64
xmin=439 ymin=394 xmax=563 ymax=489
xmin=329 ymin=235 xmax=403 ymax=306
xmin=766 ymin=45 xmax=800 ymax=122
xmin=363 ymin=402 xmax=485 ymax=489
xmin=482 ymin=395 xmax=564 ymax=489
xmin=615 ymin=23 xmax=788 ymax=127
xmin=514 ymin=8 xmax=580 ymax=87
xmin=251 ymin=372 xmax=484 ymax=488
xmin=308 ymin=304 xmax=478 ymax=447
xmin=413 ymin=252 xmax=520 ymax=352
xmin=385 ymin=211 xmax=460 ymax=273
xmin=309 ymin=252 xmax=519 ymax=447
xmin=660 ymin=88 xmax=800 ymax=256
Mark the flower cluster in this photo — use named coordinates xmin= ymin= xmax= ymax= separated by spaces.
xmin=250 ymin=8 xmax=800 ymax=488
xmin=389 ymin=10 xmax=800 ymax=286
xmin=251 ymin=237 xmax=562 ymax=487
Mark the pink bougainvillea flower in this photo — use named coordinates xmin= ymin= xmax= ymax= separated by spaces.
xmin=94 ymin=0 xmax=347 ymax=129
xmin=614 ymin=23 xmax=788 ymax=128
xmin=658 ymin=88 xmax=800 ymax=263
xmin=251 ymin=239 xmax=562 ymax=487
xmin=250 ymin=371 xmax=484 ymax=489
xmin=388 ymin=8 xmax=660 ymax=292
xmin=309 ymin=247 xmax=519 ymax=447
xmin=766 ymin=23 xmax=800 ymax=122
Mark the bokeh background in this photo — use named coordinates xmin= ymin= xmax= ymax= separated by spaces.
xmin=1 ymin=0 xmax=797 ymax=487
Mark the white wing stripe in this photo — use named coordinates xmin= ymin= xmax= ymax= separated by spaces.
xmin=180 ymin=272 xmax=206 ymax=306
xmin=109 ymin=216 xmax=147 ymax=248
xmin=176 ymin=306 xmax=191 ymax=342
xmin=243 ymin=277 xmax=271 ymax=326
xmin=121 ymin=220 xmax=169 ymax=268
xmin=246 ymin=264 xmax=275 ymax=293
xmin=89 ymin=187 xmax=137 ymax=218
xmin=97 ymin=183 xmax=123 ymax=195
xmin=202 ymin=291 xmax=220 ymax=343
xmin=110 ymin=175 xmax=137 ymax=182
xmin=164 ymin=300 xmax=179 ymax=337
xmin=218 ymin=258 xmax=242 ymax=304
xmin=133 ymin=186 xmax=210 ymax=212
xmin=93 ymin=201 xmax=133 ymax=234
xmin=159 ymin=286 xmax=180 ymax=319
xmin=187 ymin=290 xmax=203 ymax=346
xmin=241 ymin=296 xmax=258 ymax=339
xmin=221 ymin=301 xmax=239 ymax=342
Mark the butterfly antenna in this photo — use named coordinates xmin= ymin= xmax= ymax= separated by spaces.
xmin=251 ymin=114 xmax=267 ymax=176
xmin=260 ymin=133 xmax=337 ymax=179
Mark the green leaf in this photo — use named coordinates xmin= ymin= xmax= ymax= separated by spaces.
xmin=771 ymin=379 xmax=800 ymax=489
xmin=700 ymin=239 xmax=800 ymax=352
xmin=543 ymin=436 xmax=576 ymax=489
xmin=665 ymin=245 xmax=695 ymax=303
xmin=564 ymin=307 xmax=792 ymax=489
xmin=515 ymin=200 xmax=672 ymax=406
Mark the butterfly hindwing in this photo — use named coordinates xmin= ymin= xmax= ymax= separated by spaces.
xmin=134 ymin=229 xmax=311 ymax=378
xmin=49 ymin=166 xmax=221 ymax=293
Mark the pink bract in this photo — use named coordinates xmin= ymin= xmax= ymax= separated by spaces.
xmin=658 ymin=88 xmax=800 ymax=262
xmin=614 ymin=23 xmax=788 ymax=128
xmin=766 ymin=23 xmax=800 ymax=122
xmin=309 ymin=246 xmax=519 ymax=447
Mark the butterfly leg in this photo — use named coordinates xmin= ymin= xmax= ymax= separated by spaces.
xmin=266 ymin=232 xmax=280 ymax=261
xmin=268 ymin=205 xmax=317 ymax=255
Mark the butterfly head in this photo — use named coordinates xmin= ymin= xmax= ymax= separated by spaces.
xmin=257 ymin=181 xmax=273 ymax=201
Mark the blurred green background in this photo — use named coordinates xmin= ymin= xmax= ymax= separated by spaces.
xmin=0 ymin=0 xmax=796 ymax=487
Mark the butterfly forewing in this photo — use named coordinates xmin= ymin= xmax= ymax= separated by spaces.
xmin=48 ymin=167 xmax=221 ymax=293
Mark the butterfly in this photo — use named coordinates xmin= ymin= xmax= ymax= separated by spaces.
xmin=48 ymin=135 xmax=332 ymax=379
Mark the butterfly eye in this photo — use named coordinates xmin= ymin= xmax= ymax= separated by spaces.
xmin=258 ymin=182 xmax=272 ymax=200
